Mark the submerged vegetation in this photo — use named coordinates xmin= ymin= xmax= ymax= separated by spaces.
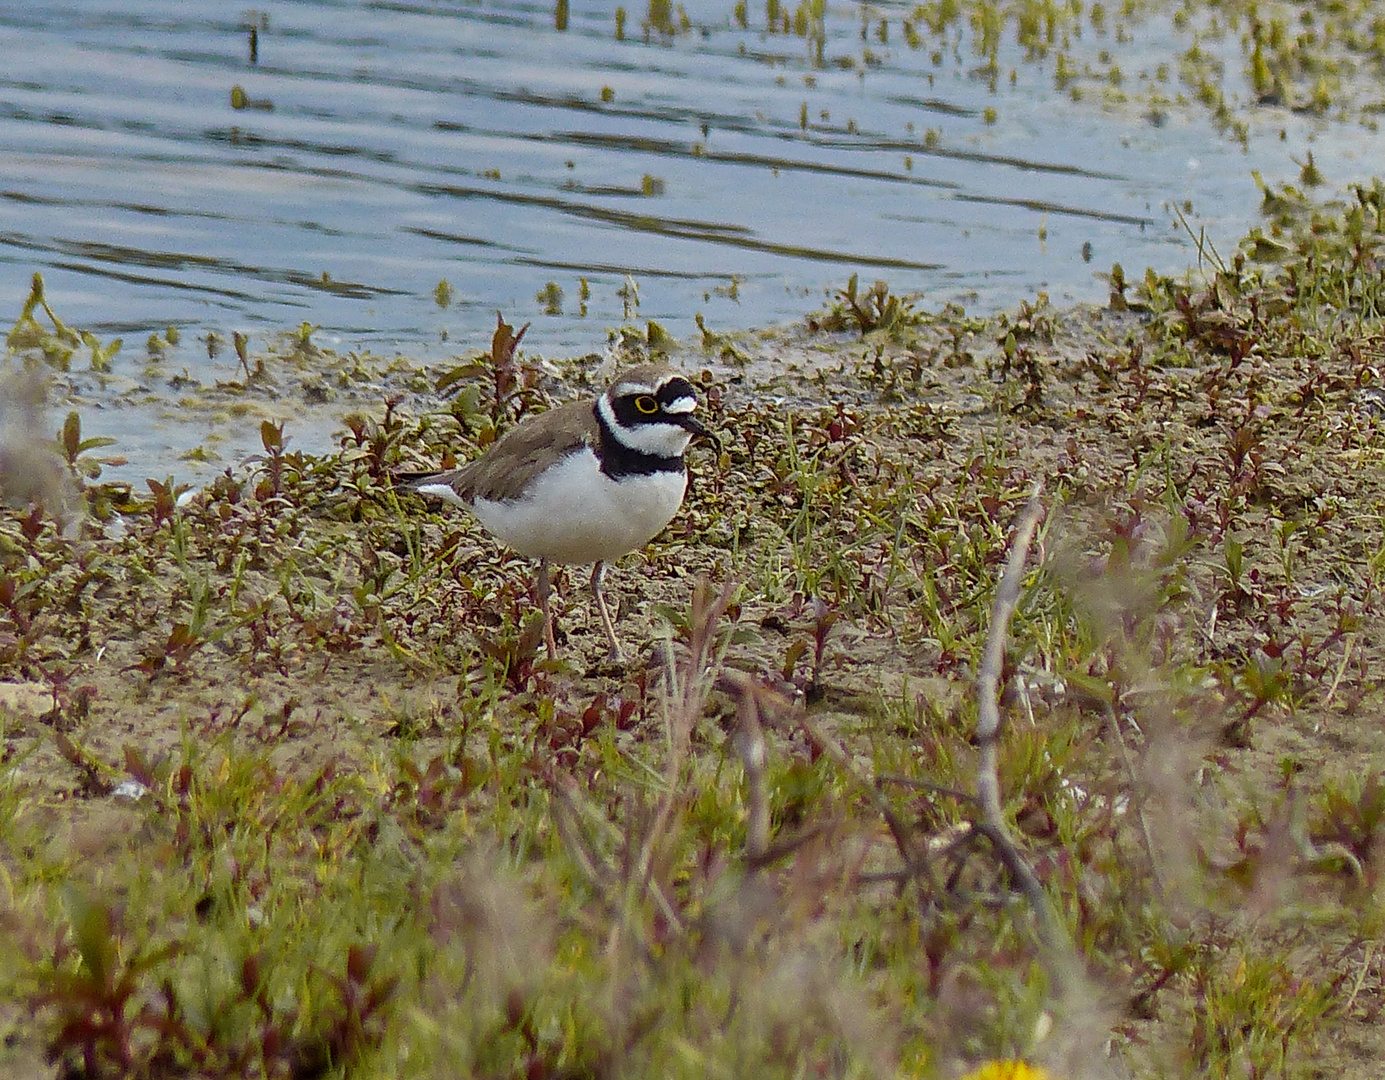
xmin=715 ymin=0 xmax=1385 ymax=148
xmin=3 ymin=183 xmax=1385 ymax=1078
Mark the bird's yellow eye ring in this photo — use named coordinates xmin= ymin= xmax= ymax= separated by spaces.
xmin=634 ymin=395 xmax=659 ymax=415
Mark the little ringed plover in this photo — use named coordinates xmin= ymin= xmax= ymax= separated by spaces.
xmin=400 ymin=363 xmax=713 ymax=660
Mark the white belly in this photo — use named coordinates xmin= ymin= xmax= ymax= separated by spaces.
xmin=471 ymin=449 xmax=688 ymax=564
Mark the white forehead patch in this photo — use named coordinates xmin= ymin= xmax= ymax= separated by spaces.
xmin=611 ymin=380 xmax=656 ymax=399
xmin=662 ymin=395 xmax=697 ymax=414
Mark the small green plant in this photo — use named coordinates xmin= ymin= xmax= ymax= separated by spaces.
xmin=37 ymin=887 xmax=401 ymax=1079
xmin=536 ymin=280 xmax=563 ymax=315
xmin=6 ymin=273 xmax=122 ymax=371
xmin=813 ymin=274 xmax=923 ymax=340
xmin=231 ymin=330 xmax=263 ymax=380
xmin=289 ymin=320 xmax=321 ymax=360
xmin=1186 ymin=950 xmax=1332 ymax=1078
xmin=55 ymin=410 xmax=117 ymax=480
xmin=433 ymin=312 xmax=538 ymax=431
xmin=618 ymin=274 xmax=640 ymax=319
xmin=1310 ymin=773 xmax=1385 ymax=882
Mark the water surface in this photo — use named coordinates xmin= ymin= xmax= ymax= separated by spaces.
xmin=1 ymin=0 xmax=1378 ymax=477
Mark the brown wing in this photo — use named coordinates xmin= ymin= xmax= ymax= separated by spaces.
xmin=411 ymin=399 xmax=599 ymax=504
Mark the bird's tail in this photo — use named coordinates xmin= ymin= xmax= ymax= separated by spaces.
xmin=394 ymin=470 xmax=470 ymax=507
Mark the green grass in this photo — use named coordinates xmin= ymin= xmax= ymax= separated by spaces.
xmin=3 ymin=189 xmax=1385 ymax=1078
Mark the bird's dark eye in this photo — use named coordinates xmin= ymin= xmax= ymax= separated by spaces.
xmin=634 ymin=395 xmax=659 ymax=415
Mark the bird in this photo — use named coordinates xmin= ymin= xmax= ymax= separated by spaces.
xmin=399 ymin=363 xmax=714 ymax=661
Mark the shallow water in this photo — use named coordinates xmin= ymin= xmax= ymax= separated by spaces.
xmin=1 ymin=0 xmax=1380 ymax=479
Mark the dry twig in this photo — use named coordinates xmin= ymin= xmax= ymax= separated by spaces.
xmin=973 ymin=485 xmax=1068 ymax=963
xmin=720 ymin=670 xmax=771 ymax=867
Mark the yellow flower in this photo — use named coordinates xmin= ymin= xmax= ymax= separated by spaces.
xmin=958 ymin=1062 xmax=1051 ymax=1080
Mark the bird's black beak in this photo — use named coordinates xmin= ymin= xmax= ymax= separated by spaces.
xmin=674 ymin=412 xmax=718 ymax=449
